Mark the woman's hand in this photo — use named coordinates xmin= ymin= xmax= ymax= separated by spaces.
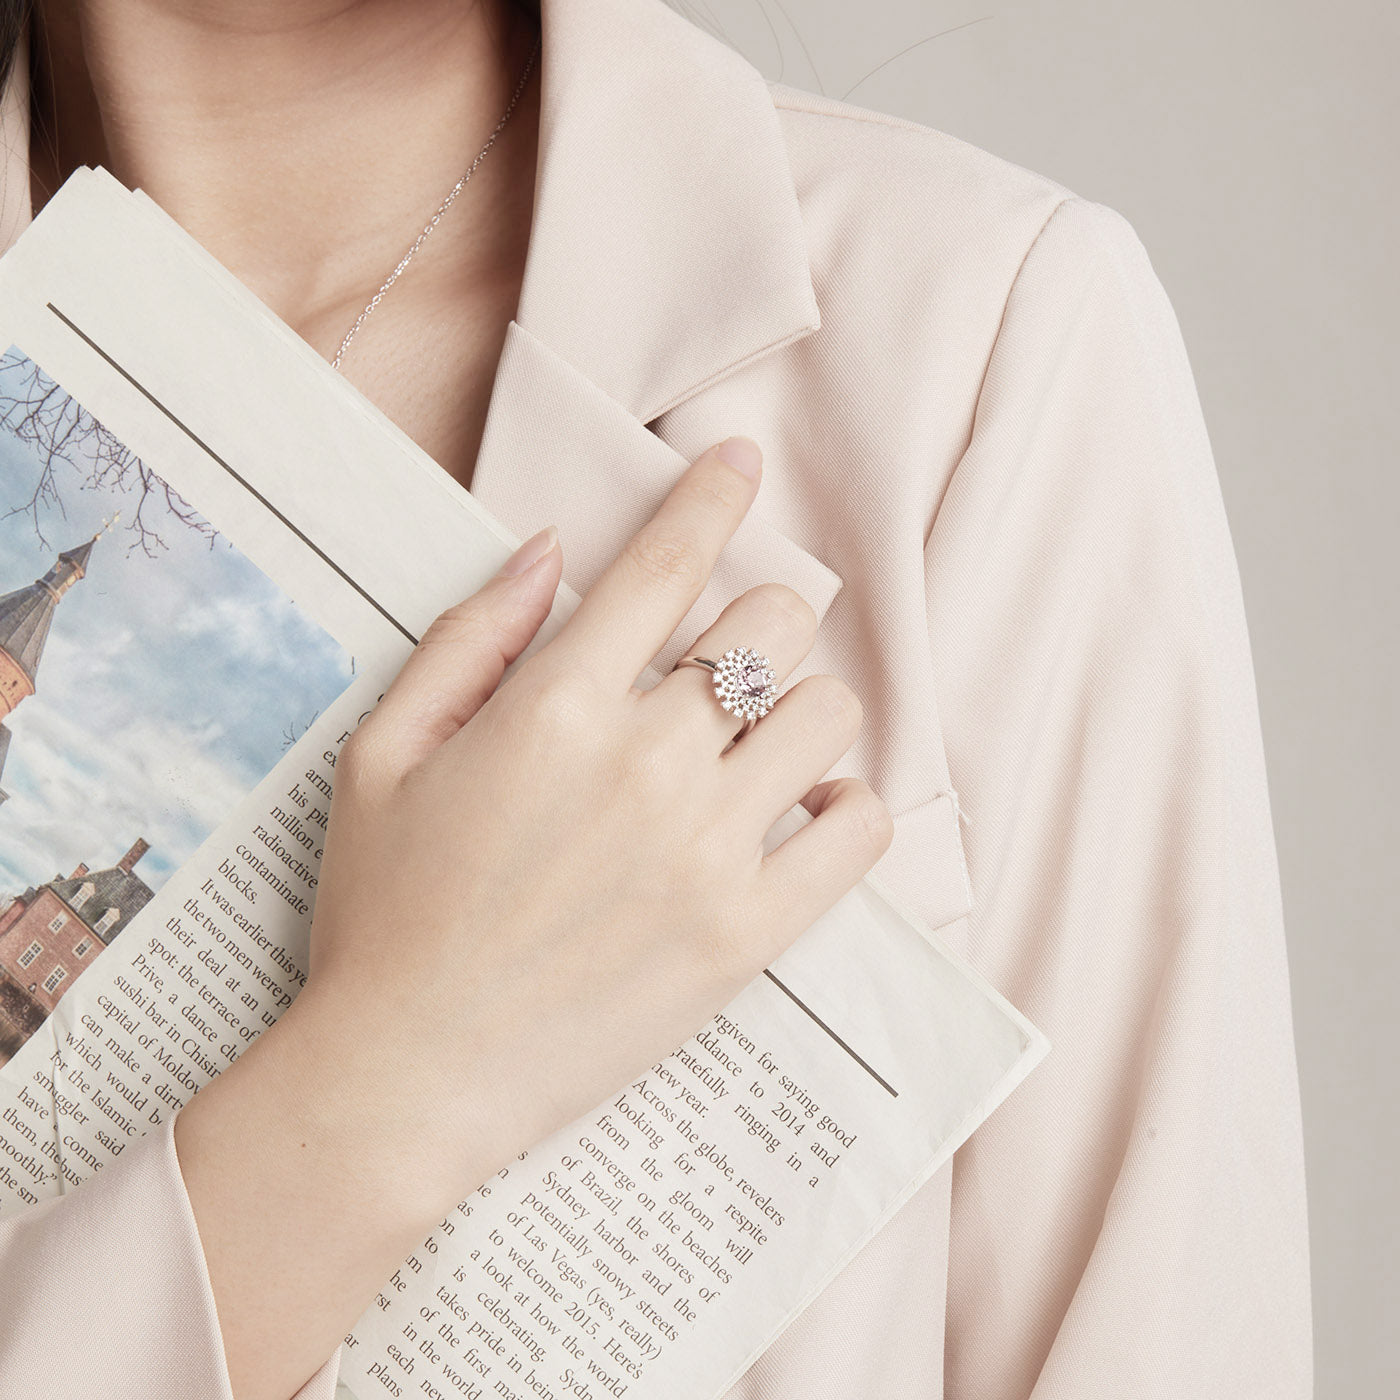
xmin=302 ymin=434 xmax=891 ymax=1206
xmin=174 ymin=436 xmax=891 ymax=1400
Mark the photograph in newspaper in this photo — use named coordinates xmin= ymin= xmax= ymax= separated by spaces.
xmin=0 ymin=346 xmax=355 ymax=1064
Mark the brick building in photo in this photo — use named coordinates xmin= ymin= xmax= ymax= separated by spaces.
xmin=0 ymin=839 xmax=154 ymax=1060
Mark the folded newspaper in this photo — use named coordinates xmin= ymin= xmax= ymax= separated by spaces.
xmin=0 ymin=166 xmax=1048 ymax=1400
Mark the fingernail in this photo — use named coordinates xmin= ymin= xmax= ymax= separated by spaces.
xmin=497 ymin=524 xmax=558 ymax=578
xmin=715 ymin=435 xmax=763 ymax=480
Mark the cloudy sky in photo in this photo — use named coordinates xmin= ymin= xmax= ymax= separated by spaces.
xmin=0 ymin=347 xmax=355 ymax=897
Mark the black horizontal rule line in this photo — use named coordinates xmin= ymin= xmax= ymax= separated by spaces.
xmin=44 ymin=302 xmax=418 ymax=646
xmin=762 ymin=969 xmax=899 ymax=1098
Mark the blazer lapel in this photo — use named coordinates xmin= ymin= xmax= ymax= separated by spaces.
xmin=469 ymin=0 xmax=843 ymax=675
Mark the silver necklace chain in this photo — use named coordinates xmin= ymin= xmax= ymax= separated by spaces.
xmin=330 ymin=30 xmax=542 ymax=372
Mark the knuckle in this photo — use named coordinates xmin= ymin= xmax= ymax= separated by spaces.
xmin=804 ymin=673 xmax=863 ymax=733
xmin=847 ymin=783 xmax=894 ymax=853
xmin=511 ymin=665 xmax=597 ymax=740
xmin=420 ymin=599 xmax=494 ymax=652
xmin=682 ymin=466 xmax=750 ymax=519
xmin=686 ymin=813 xmax=733 ymax=875
xmin=747 ymin=582 xmax=816 ymax=637
xmin=623 ymin=525 xmax=707 ymax=595
xmin=614 ymin=732 xmax=674 ymax=799
xmin=336 ymin=720 xmax=392 ymax=791
xmin=336 ymin=724 xmax=370 ymax=774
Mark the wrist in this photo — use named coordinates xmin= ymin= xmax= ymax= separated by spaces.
xmin=170 ymin=977 xmax=501 ymax=1396
xmin=260 ymin=977 xmax=508 ymax=1224
xmin=175 ymin=984 xmax=479 ymax=1259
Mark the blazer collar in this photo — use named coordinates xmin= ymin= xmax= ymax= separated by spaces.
xmin=0 ymin=0 xmax=840 ymax=674
xmin=514 ymin=0 xmax=820 ymax=425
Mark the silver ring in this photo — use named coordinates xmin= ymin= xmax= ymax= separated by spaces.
xmin=672 ymin=645 xmax=779 ymax=741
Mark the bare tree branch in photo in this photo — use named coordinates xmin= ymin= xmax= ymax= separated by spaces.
xmin=0 ymin=349 xmax=219 ymax=557
xmin=281 ymin=711 xmax=323 ymax=752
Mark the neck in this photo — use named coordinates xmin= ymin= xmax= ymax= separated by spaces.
xmin=28 ymin=0 xmax=540 ymax=342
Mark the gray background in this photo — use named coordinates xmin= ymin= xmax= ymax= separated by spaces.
xmin=676 ymin=1 xmax=1397 ymax=1393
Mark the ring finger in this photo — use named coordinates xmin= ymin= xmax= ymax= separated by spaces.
xmin=644 ymin=581 xmax=819 ymax=752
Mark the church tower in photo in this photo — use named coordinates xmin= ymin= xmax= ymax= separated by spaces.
xmin=0 ymin=527 xmax=105 ymax=803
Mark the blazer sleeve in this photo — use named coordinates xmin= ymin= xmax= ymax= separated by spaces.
xmin=0 ymin=1110 xmax=343 ymax=1400
xmin=925 ymin=195 xmax=1312 ymax=1397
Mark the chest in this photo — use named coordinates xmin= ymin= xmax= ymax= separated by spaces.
xmin=295 ymin=269 xmax=523 ymax=495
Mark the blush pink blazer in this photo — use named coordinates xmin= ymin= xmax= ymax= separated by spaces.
xmin=0 ymin=0 xmax=1312 ymax=1396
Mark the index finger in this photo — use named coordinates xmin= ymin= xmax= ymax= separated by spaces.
xmin=548 ymin=436 xmax=763 ymax=688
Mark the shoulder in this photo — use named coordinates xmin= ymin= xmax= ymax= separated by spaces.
xmin=752 ymin=79 xmax=1178 ymax=477
xmin=764 ymin=79 xmax=1156 ymax=319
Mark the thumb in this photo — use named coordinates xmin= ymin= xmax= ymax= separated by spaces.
xmin=366 ymin=525 xmax=562 ymax=770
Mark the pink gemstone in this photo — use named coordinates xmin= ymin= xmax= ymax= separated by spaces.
xmin=741 ymin=664 xmax=768 ymax=695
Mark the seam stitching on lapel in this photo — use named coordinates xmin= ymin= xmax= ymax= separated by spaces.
xmin=645 ymin=314 xmax=821 ymax=424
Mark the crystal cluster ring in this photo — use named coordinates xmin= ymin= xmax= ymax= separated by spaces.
xmin=672 ymin=645 xmax=779 ymax=741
